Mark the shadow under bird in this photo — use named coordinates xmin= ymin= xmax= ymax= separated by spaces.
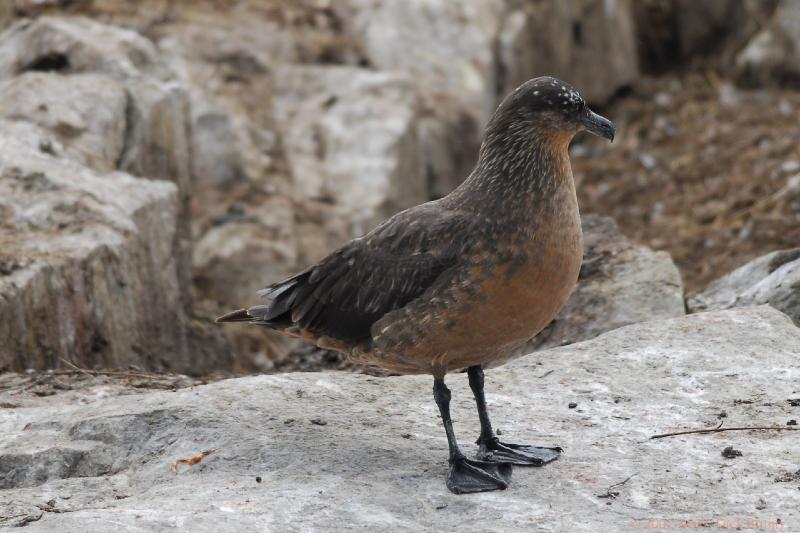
xmin=218 ymin=76 xmax=615 ymax=494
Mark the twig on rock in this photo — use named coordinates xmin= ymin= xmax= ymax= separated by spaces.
xmin=59 ymin=357 xmax=93 ymax=377
xmin=597 ymin=473 xmax=637 ymax=499
xmin=651 ymin=425 xmax=799 ymax=440
xmin=57 ymin=357 xmax=170 ymax=380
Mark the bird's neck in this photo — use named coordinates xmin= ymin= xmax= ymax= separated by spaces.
xmin=444 ymin=129 xmax=577 ymax=220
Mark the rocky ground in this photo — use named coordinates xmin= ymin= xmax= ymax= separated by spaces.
xmin=2 ymin=307 xmax=799 ymax=531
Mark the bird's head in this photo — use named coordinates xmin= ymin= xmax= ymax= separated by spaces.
xmin=486 ymin=76 xmax=615 ymax=148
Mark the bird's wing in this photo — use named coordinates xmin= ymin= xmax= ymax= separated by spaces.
xmin=237 ymin=202 xmax=475 ymax=343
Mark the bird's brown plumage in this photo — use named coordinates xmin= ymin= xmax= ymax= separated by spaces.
xmin=218 ymin=76 xmax=614 ymax=378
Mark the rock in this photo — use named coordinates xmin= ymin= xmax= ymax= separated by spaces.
xmin=499 ymin=0 xmax=639 ymax=105
xmin=273 ymin=65 xmax=430 ymax=232
xmin=149 ymin=16 xmax=363 ymax=368
xmin=527 ymin=215 xmax=685 ymax=351
xmin=688 ymin=248 xmax=800 ymax=326
xmin=151 ymin=20 xmax=312 ymax=355
xmin=0 ymin=72 xmax=127 ymax=172
xmin=192 ymin=197 xmax=298 ymax=309
xmin=1 ymin=306 xmax=799 ymax=530
xmin=0 ymin=123 xmax=210 ymax=372
xmin=337 ymin=0 xmax=507 ymax=123
xmin=157 ymin=28 xmax=292 ymax=201
xmin=0 ymin=16 xmax=194 ymax=311
xmin=735 ymin=0 xmax=800 ymax=86
xmin=0 ymin=17 xmax=190 ymax=182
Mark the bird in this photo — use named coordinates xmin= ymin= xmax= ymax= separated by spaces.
xmin=217 ymin=76 xmax=615 ymax=494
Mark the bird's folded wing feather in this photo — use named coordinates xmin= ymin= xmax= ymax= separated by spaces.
xmin=248 ymin=203 xmax=474 ymax=343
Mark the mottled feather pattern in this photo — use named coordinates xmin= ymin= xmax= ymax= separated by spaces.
xmin=243 ymin=203 xmax=478 ymax=344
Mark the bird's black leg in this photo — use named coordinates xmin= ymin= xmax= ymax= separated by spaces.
xmin=467 ymin=365 xmax=562 ymax=466
xmin=433 ymin=377 xmax=512 ymax=494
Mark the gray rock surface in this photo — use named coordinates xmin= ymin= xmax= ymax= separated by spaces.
xmin=339 ymin=0 xmax=507 ymax=124
xmin=527 ymin=215 xmax=685 ymax=351
xmin=273 ymin=65 xmax=429 ymax=233
xmin=689 ymin=248 xmax=800 ymax=326
xmin=0 ymin=124 xmax=201 ymax=372
xmin=0 ymin=72 xmax=127 ymax=172
xmin=0 ymin=16 xmax=194 ymax=311
xmin=1 ymin=306 xmax=799 ymax=531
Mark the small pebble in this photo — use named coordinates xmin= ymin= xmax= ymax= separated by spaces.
xmin=255 ymin=476 xmax=262 ymax=483
xmin=721 ymin=446 xmax=742 ymax=459
xmin=787 ymin=420 xmax=797 ymax=426
xmin=310 ymin=418 xmax=327 ymax=426
xmin=568 ymin=402 xmax=578 ymax=409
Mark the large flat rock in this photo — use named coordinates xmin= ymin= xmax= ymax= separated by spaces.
xmin=1 ymin=306 xmax=799 ymax=531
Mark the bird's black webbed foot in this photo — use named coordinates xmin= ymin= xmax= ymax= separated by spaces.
xmin=476 ymin=436 xmax=562 ymax=466
xmin=447 ymin=456 xmax=512 ymax=494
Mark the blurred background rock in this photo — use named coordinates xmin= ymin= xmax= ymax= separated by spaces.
xmin=0 ymin=0 xmax=797 ymax=375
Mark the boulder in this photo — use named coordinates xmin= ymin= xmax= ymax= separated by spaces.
xmin=689 ymin=248 xmax=800 ymax=326
xmin=0 ymin=72 xmax=127 ymax=172
xmin=0 ymin=122 xmax=218 ymax=372
xmin=337 ymin=0 xmax=507 ymax=124
xmin=156 ymin=29 xmax=293 ymax=202
xmin=499 ymin=0 xmax=639 ymax=105
xmin=526 ymin=215 xmax=685 ymax=351
xmin=0 ymin=16 xmax=194 ymax=310
xmin=273 ymin=65 xmax=430 ymax=232
xmin=1 ymin=306 xmax=799 ymax=530
xmin=735 ymin=0 xmax=800 ymax=86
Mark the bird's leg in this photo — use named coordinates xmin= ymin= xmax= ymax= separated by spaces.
xmin=432 ymin=377 xmax=512 ymax=494
xmin=467 ymin=365 xmax=562 ymax=466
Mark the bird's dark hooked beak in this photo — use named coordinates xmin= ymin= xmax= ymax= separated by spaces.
xmin=581 ymin=109 xmax=615 ymax=142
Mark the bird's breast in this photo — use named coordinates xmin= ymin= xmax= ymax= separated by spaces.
xmin=358 ymin=181 xmax=583 ymax=376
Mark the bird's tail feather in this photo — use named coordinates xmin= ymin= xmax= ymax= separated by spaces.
xmin=216 ymin=273 xmax=306 ymax=325
xmin=215 ymin=308 xmax=252 ymax=323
